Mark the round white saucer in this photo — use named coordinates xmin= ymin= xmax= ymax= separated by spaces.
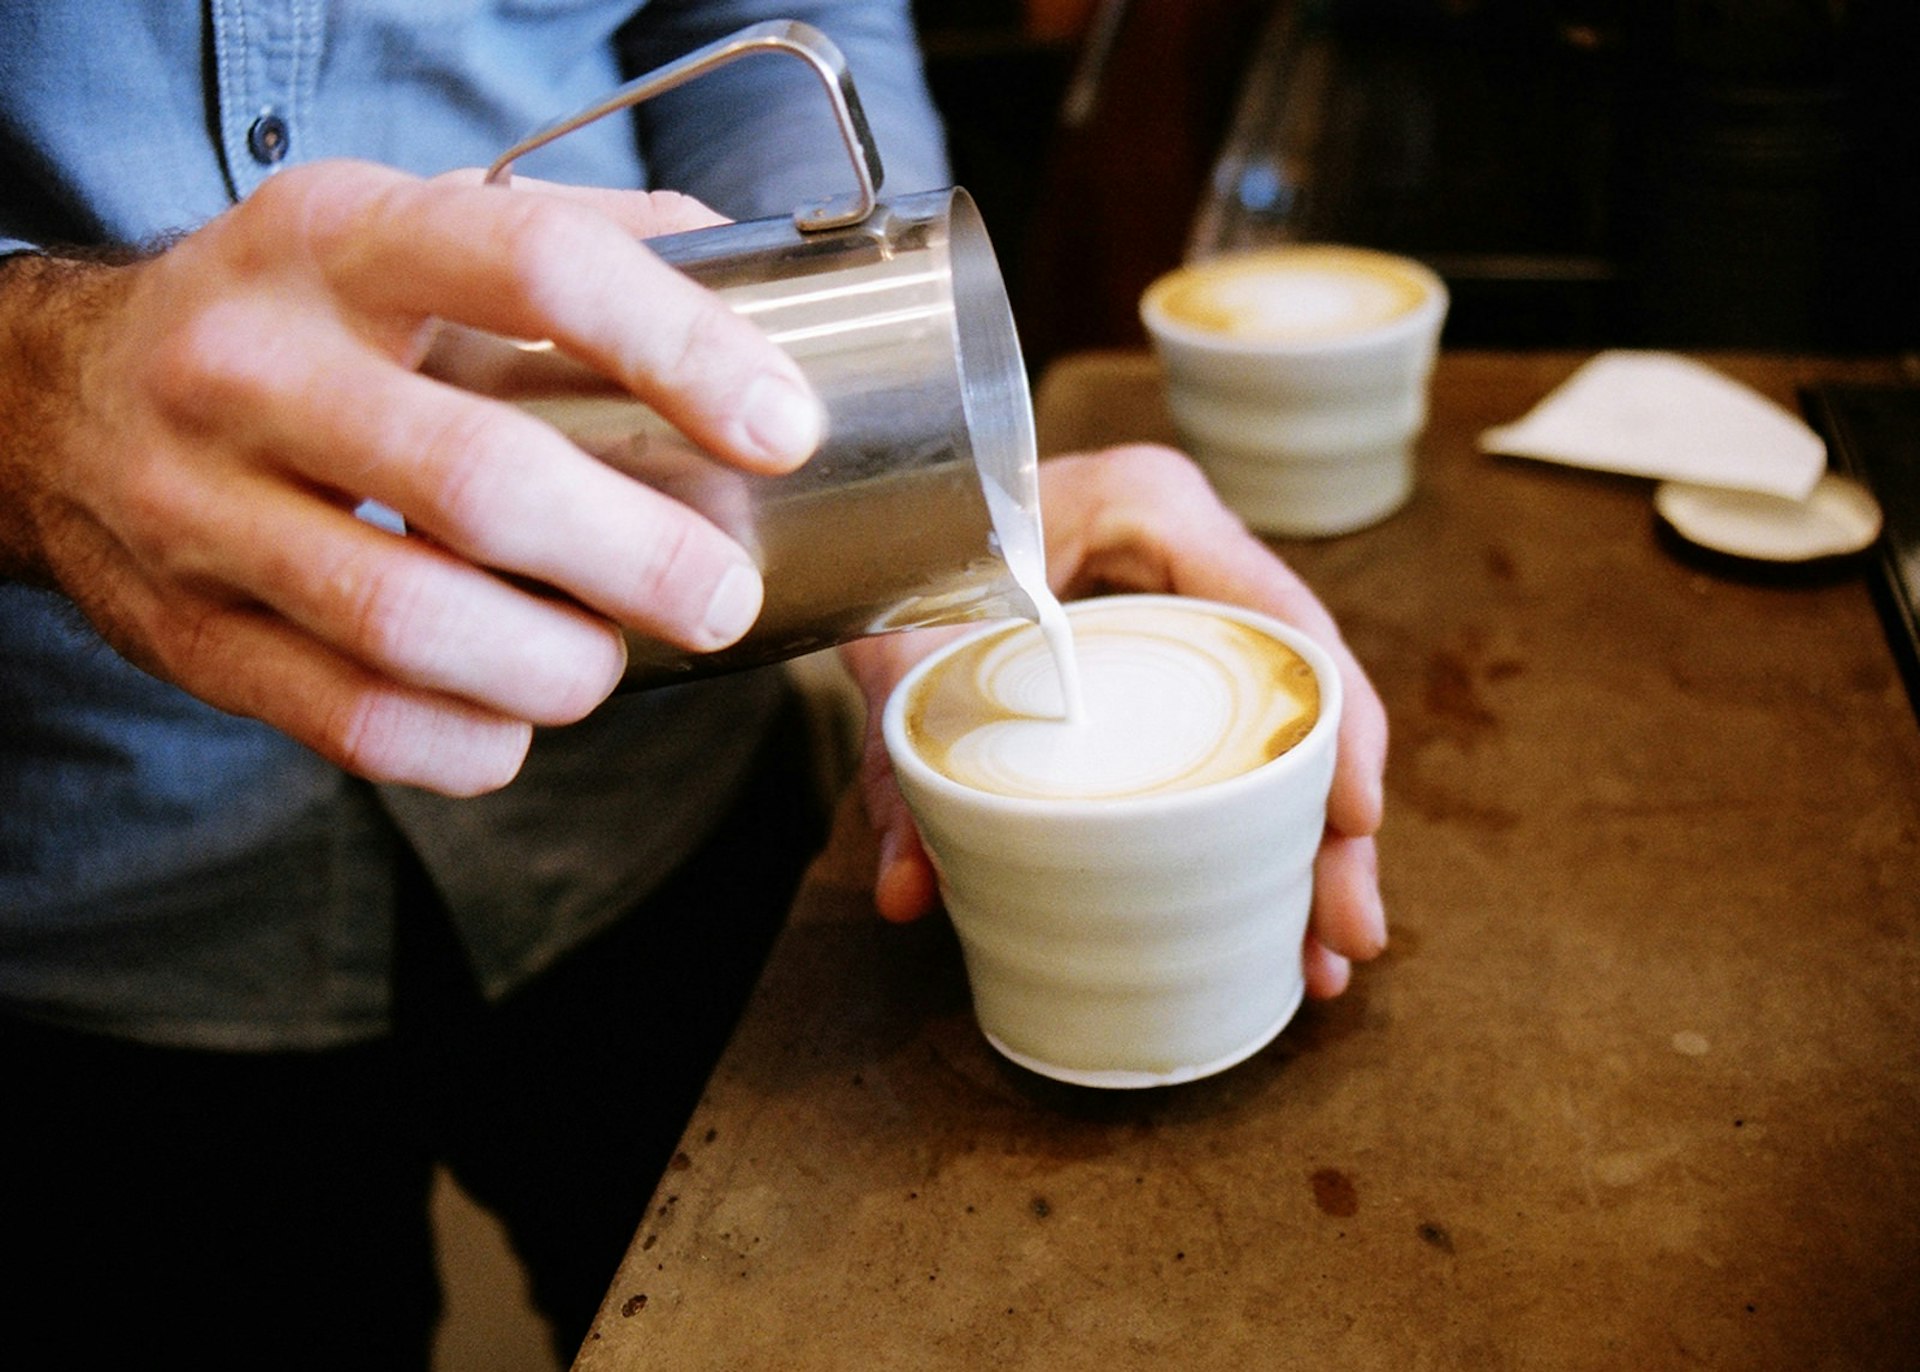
xmin=1653 ymin=473 xmax=1883 ymax=564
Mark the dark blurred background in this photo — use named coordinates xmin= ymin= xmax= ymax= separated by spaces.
xmin=911 ymin=0 xmax=1920 ymax=375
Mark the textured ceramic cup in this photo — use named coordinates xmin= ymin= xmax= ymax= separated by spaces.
xmin=882 ymin=594 xmax=1342 ymax=1088
xmin=1142 ymin=245 xmax=1448 ymax=537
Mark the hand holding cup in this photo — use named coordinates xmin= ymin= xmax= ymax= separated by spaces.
xmin=844 ymin=444 xmax=1388 ymax=1006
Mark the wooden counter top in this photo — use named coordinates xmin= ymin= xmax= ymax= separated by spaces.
xmin=574 ymin=351 xmax=1920 ymax=1371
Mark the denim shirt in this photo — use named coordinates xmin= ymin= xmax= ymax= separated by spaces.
xmin=0 ymin=0 xmax=947 ymax=1049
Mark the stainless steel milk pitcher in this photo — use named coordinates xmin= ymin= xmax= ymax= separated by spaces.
xmin=433 ymin=20 xmax=1042 ymax=685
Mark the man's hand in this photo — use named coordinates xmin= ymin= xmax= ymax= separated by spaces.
xmin=0 ymin=160 xmax=821 ymax=794
xmin=842 ymin=445 xmax=1389 ymax=1000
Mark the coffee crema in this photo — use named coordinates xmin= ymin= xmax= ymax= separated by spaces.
xmin=904 ymin=601 xmax=1319 ymax=801
xmin=1144 ymin=245 xmax=1435 ymax=344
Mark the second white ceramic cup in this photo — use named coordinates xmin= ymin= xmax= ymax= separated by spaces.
xmin=1142 ymin=245 xmax=1448 ymax=538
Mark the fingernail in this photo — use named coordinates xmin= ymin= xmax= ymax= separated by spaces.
xmin=742 ymin=372 xmax=822 ymax=465
xmin=1363 ymin=889 xmax=1389 ymax=956
xmin=700 ymin=562 xmax=763 ymax=648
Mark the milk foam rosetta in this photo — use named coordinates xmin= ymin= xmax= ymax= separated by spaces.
xmin=905 ymin=601 xmax=1319 ymax=801
xmin=1147 ymin=246 xmax=1434 ymax=343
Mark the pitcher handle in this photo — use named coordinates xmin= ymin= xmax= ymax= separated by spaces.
xmin=485 ymin=19 xmax=883 ymax=231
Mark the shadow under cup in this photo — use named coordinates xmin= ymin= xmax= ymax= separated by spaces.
xmin=881 ymin=595 xmax=1343 ymax=1089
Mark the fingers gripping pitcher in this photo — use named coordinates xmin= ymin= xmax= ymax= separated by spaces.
xmin=425 ymin=20 xmax=1051 ymax=683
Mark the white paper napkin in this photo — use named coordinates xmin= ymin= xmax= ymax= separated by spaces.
xmin=1478 ymin=351 xmax=1827 ymax=500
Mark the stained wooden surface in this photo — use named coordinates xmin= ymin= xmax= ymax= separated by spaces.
xmin=574 ymin=350 xmax=1920 ymax=1371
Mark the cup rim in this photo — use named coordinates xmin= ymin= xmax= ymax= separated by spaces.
xmin=881 ymin=592 xmax=1344 ymax=817
xmin=1139 ymin=244 xmax=1449 ymax=357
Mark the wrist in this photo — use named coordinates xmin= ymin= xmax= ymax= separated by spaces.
xmin=0 ymin=250 xmax=132 ymax=586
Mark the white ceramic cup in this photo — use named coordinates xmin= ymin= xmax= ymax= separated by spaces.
xmin=1141 ymin=245 xmax=1448 ymax=538
xmin=881 ymin=594 xmax=1342 ymax=1088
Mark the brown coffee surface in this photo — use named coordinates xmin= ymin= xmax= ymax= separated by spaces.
xmin=906 ymin=600 xmax=1319 ymax=801
xmin=1146 ymin=245 xmax=1435 ymax=343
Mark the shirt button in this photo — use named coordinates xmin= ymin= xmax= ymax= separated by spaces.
xmin=247 ymin=110 xmax=290 ymax=165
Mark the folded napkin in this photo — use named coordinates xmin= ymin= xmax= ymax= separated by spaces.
xmin=1478 ymin=351 xmax=1827 ymax=500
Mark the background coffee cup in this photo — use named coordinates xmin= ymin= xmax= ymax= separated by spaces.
xmin=1141 ymin=245 xmax=1448 ymax=538
xmin=881 ymin=594 xmax=1342 ymax=1089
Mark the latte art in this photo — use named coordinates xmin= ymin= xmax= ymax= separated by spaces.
xmin=1145 ymin=245 xmax=1435 ymax=344
xmin=905 ymin=601 xmax=1319 ymax=801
